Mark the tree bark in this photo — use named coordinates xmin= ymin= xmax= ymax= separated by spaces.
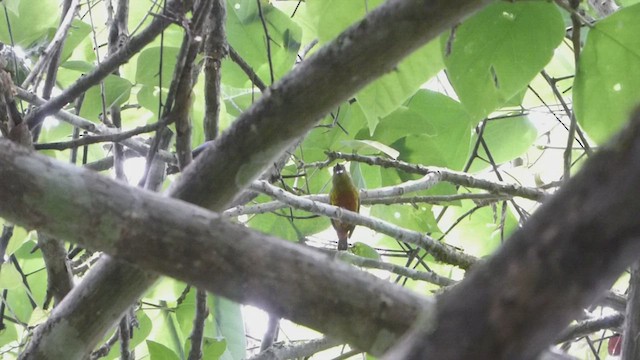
xmin=623 ymin=261 xmax=640 ymax=359
xmin=8 ymin=0 xmax=493 ymax=358
xmin=383 ymin=107 xmax=640 ymax=359
xmin=0 ymin=139 xmax=430 ymax=356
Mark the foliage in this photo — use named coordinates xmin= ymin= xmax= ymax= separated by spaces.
xmin=0 ymin=0 xmax=638 ymax=359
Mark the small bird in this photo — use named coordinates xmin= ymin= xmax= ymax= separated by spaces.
xmin=329 ymin=163 xmax=360 ymax=250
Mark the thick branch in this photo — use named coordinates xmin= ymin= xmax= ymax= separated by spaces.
xmin=9 ymin=0 xmax=494 ymax=358
xmin=622 ymin=262 xmax=640 ymax=359
xmin=0 ymin=140 xmax=430 ymax=356
xmin=169 ymin=0 xmax=495 ymax=208
xmin=383 ymin=108 xmax=640 ymax=359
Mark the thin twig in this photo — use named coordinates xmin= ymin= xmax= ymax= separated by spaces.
xmin=228 ymin=45 xmax=267 ymax=91
xmin=34 ymin=123 xmax=160 ymax=151
xmin=256 ymin=0 xmax=274 ymax=84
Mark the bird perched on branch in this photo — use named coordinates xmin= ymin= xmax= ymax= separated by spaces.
xmin=329 ymin=163 xmax=360 ymax=251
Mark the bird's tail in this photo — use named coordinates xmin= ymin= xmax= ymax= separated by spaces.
xmin=337 ymin=234 xmax=348 ymax=251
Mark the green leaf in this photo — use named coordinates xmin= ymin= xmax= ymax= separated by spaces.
xmin=4 ymin=227 xmax=31 ymax=257
xmin=469 ymin=115 xmax=537 ymax=172
xmin=356 ymin=40 xmax=444 ymax=133
xmin=59 ymin=19 xmax=92 ymax=62
xmin=144 ymin=278 xmax=188 ymax=303
xmin=0 ymin=263 xmax=22 ymax=289
xmin=135 ymin=47 xmax=181 ymax=88
xmin=370 ymin=204 xmax=438 ymax=234
xmin=248 ymin=208 xmax=327 ymax=242
xmin=133 ymin=310 xmax=153 ymax=347
xmin=351 ymin=160 xmax=382 ymax=190
xmin=303 ymin=101 xmax=368 ymax=153
xmin=351 ymin=242 xmax=381 ymax=260
xmin=147 ymin=340 xmax=181 ymax=360
xmin=0 ymin=322 xmax=18 ymax=349
xmin=4 ymin=286 xmax=35 ymax=324
xmin=225 ymin=0 xmax=302 ymax=87
xmin=620 ymin=0 xmax=640 ymax=6
xmin=574 ymin=3 xmax=640 ymax=144
xmin=374 ymin=90 xmax=472 ymax=170
xmin=211 ymin=297 xmax=246 ymax=360
xmin=439 ymin=200 xmax=518 ymax=257
xmin=137 ymin=85 xmax=168 ymax=117
xmin=341 ymin=140 xmax=400 ymax=159
xmin=0 ymin=0 xmax=58 ymax=48
xmin=444 ymin=1 xmax=565 ymax=119
xmin=309 ymin=0 xmax=385 ymax=44
xmin=202 ymin=337 xmax=227 ymax=359
xmin=79 ymin=75 xmax=133 ymax=122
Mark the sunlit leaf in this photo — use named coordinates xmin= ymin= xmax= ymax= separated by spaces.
xmin=147 ymin=340 xmax=181 ymax=360
xmin=351 ymin=242 xmax=382 ymax=260
xmin=444 ymin=1 xmax=564 ymax=119
xmin=574 ymin=3 xmax=640 ymax=144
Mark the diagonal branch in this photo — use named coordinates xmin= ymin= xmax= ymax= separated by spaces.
xmin=0 ymin=139 xmax=431 ymax=356
xmin=7 ymin=0 xmax=495 ymax=358
xmin=382 ymin=107 xmax=640 ymax=359
xmin=250 ymin=180 xmax=477 ymax=269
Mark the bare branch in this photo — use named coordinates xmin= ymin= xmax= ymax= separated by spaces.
xmin=0 ymin=140 xmax=432 ymax=357
xmin=327 ymin=152 xmax=548 ymax=201
xmin=250 ymin=180 xmax=477 ymax=269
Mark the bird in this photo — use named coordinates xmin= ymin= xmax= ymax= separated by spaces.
xmin=329 ymin=163 xmax=360 ymax=250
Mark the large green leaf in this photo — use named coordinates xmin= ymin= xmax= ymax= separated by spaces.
xmin=574 ymin=4 xmax=640 ymax=144
xmin=0 ymin=0 xmax=58 ymax=48
xmin=303 ymin=101 xmax=368 ymax=154
xmin=371 ymin=90 xmax=472 ymax=171
xmin=0 ymin=263 xmax=22 ymax=289
xmin=307 ymin=0 xmax=385 ymax=44
xmin=135 ymin=47 xmax=181 ymax=88
xmin=620 ymin=0 xmax=640 ymax=6
xmin=224 ymin=0 xmax=302 ymax=87
xmin=247 ymin=206 xmax=328 ymax=242
xmin=356 ymin=40 xmax=444 ymax=133
xmin=78 ymin=75 xmax=133 ymax=122
xmin=469 ymin=115 xmax=537 ymax=172
xmin=439 ymin=198 xmax=518 ymax=258
xmin=59 ymin=19 xmax=92 ymax=62
xmin=211 ymin=297 xmax=246 ymax=360
xmin=444 ymin=1 xmax=564 ymax=119
xmin=371 ymin=204 xmax=439 ymax=235
xmin=147 ymin=340 xmax=181 ymax=360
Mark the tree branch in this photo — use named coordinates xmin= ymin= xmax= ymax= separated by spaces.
xmin=16 ymin=87 xmax=176 ymax=163
xmin=248 ymin=337 xmax=342 ymax=360
xmin=7 ymin=0 xmax=495 ymax=358
xmin=203 ymin=0 xmax=227 ymax=140
xmin=382 ymin=107 xmax=640 ymax=359
xmin=0 ymin=139 xmax=431 ymax=356
xmin=326 ymin=152 xmax=548 ymax=201
xmin=24 ymin=0 xmax=184 ymax=129
xmin=250 ymin=180 xmax=477 ymax=269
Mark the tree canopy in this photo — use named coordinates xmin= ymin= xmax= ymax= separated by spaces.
xmin=0 ymin=0 xmax=640 ymax=359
